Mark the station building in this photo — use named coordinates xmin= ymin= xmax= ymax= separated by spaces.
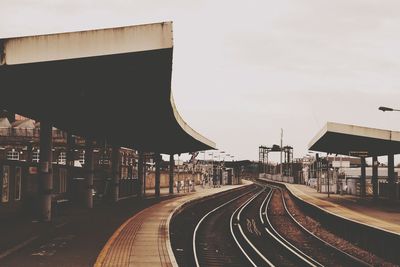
xmin=301 ymin=155 xmax=400 ymax=197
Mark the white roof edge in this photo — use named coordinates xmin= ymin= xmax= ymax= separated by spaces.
xmin=308 ymin=122 xmax=328 ymax=150
xmin=170 ymin=93 xmax=217 ymax=150
xmin=1 ymin=21 xmax=173 ymax=65
xmin=327 ymin=122 xmax=400 ymax=141
xmin=309 ymin=121 xmax=400 ymax=150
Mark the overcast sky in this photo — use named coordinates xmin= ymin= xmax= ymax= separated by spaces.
xmin=1 ymin=0 xmax=400 ymax=162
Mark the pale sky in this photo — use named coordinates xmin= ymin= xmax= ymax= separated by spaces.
xmin=1 ymin=0 xmax=400 ymax=162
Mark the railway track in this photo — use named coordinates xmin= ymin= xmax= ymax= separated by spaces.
xmin=171 ymin=184 xmax=260 ymax=267
xmin=260 ymin=183 xmax=372 ymax=266
xmin=193 ymin=185 xmax=262 ymax=267
xmin=230 ymin=185 xmax=277 ymax=267
xmin=175 ymin=181 xmax=380 ymax=266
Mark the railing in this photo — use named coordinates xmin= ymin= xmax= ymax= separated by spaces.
xmin=0 ymin=128 xmax=67 ymax=139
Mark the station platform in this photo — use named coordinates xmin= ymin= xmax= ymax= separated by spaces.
xmin=261 ymin=178 xmax=400 ymax=235
xmin=95 ymin=181 xmax=251 ymax=267
xmin=0 ymin=189 xmax=180 ymax=266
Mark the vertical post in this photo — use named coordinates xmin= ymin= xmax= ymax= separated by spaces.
xmin=212 ymin=153 xmax=214 ymax=186
xmin=137 ymin=151 xmax=143 ymax=198
xmin=372 ymin=156 xmax=378 ymax=199
xmin=291 ymin=148 xmax=293 ymax=178
xmin=112 ymin=146 xmax=120 ymax=202
xmin=327 ymin=155 xmax=330 ymax=198
xmin=143 ymin=154 xmax=147 ymax=197
xmin=280 ymin=128 xmax=283 ymax=175
xmin=26 ymin=142 xmax=33 ymax=162
xmin=85 ymin=139 xmax=94 ymax=208
xmin=169 ymin=154 xmax=174 ymax=194
xmin=218 ymin=162 xmax=221 ymax=186
xmin=388 ymin=153 xmax=395 ymax=200
xmin=66 ymin=134 xmax=75 ymax=200
xmin=260 ymin=149 xmax=262 ymax=175
xmin=263 ymin=149 xmax=266 ymax=174
xmin=318 ymin=161 xmax=321 ymax=192
xmin=39 ymin=121 xmax=53 ymax=222
xmin=360 ymin=157 xmax=366 ymax=197
xmin=155 ymin=153 xmax=161 ymax=198
xmin=339 ymin=155 xmax=343 ymax=192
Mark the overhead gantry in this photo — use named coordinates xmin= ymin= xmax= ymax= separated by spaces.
xmin=0 ymin=21 xmax=216 ymax=221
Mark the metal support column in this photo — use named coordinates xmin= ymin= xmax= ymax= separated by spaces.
xmin=388 ymin=153 xmax=395 ymax=200
xmin=112 ymin=146 xmax=120 ymax=202
xmin=39 ymin=121 xmax=53 ymax=222
xmin=66 ymin=134 xmax=75 ymax=200
xmin=372 ymin=156 xmax=378 ymax=199
xmin=360 ymin=157 xmax=366 ymax=198
xmin=169 ymin=154 xmax=174 ymax=194
xmin=85 ymin=139 xmax=94 ymax=208
xmin=219 ymin=167 xmax=223 ymax=185
xmin=155 ymin=153 xmax=161 ymax=198
xmin=137 ymin=151 xmax=144 ymax=198
xmin=143 ymin=155 xmax=147 ymax=197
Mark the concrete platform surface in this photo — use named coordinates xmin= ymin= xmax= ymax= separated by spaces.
xmin=95 ymin=181 xmax=251 ymax=267
xmin=0 ymin=188 xmax=183 ymax=267
xmin=262 ymin=179 xmax=400 ymax=235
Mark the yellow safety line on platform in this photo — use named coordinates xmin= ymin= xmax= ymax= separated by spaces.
xmin=93 ymin=207 xmax=148 ymax=267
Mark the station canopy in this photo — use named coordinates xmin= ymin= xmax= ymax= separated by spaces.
xmin=0 ymin=22 xmax=216 ymax=154
xmin=308 ymin=122 xmax=400 ymax=157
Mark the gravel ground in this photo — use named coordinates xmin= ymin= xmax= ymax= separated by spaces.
xmin=281 ymin=187 xmax=397 ymax=266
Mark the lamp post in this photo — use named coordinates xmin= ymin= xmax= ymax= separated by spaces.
xmin=327 ymin=153 xmax=330 ymax=198
xmin=379 ymin=106 xmax=400 ymax=200
xmin=219 ymin=151 xmax=225 ymax=185
xmin=379 ymin=106 xmax=400 ymax=112
xmin=214 ymin=155 xmax=219 ymax=186
xmin=200 ymin=151 xmax=205 ymax=175
xmin=219 ymin=151 xmax=225 ymax=162
xmin=230 ymin=155 xmax=236 ymax=183
xmin=209 ymin=152 xmax=213 ymax=187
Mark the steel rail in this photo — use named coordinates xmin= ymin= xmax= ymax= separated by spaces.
xmin=230 ymin=185 xmax=275 ymax=267
xmin=192 ymin=185 xmax=259 ymax=267
xmin=262 ymin=186 xmax=322 ymax=267
xmin=267 ymin=183 xmax=372 ymax=267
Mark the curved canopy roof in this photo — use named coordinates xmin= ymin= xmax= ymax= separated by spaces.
xmin=309 ymin=122 xmax=400 ymax=157
xmin=0 ymin=22 xmax=216 ymax=154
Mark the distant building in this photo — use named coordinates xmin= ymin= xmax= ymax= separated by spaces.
xmin=301 ymin=155 xmax=398 ymax=197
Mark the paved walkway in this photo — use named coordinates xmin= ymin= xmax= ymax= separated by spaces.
xmin=262 ymin=179 xmax=400 ymax=235
xmin=95 ymin=182 xmax=251 ymax=267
